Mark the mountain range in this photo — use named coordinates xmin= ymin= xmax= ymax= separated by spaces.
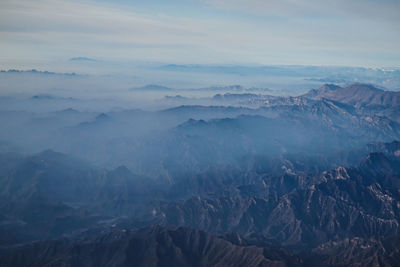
xmin=1 ymin=83 xmax=400 ymax=266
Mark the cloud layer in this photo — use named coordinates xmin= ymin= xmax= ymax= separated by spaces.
xmin=0 ymin=0 xmax=399 ymax=71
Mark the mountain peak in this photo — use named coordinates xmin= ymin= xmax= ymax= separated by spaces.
xmin=95 ymin=113 xmax=109 ymax=120
xmin=320 ymin=83 xmax=341 ymax=91
xmin=302 ymin=84 xmax=341 ymax=99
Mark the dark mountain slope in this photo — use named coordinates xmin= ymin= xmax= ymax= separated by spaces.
xmin=0 ymin=151 xmax=154 ymax=245
xmin=0 ymin=150 xmax=102 ymax=203
xmin=0 ymin=226 xmax=302 ymax=267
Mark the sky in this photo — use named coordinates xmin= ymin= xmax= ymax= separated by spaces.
xmin=0 ymin=0 xmax=399 ymax=71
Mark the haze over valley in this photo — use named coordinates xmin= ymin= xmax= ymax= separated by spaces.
xmin=1 ymin=0 xmax=400 ymax=266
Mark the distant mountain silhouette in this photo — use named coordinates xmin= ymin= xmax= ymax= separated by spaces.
xmin=69 ymin=57 xmax=97 ymax=62
xmin=130 ymin=84 xmax=173 ymax=91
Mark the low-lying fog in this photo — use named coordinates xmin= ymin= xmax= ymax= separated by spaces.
xmin=1 ymin=63 xmax=399 ymax=112
xmin=1 ymin=66 xmax=400 ymax=181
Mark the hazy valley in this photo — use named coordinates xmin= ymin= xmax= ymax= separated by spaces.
xmin=0 ymin=81 xmax=400 ymax=266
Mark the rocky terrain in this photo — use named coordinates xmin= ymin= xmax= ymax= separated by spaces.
xmin=0 ymin=83 xmax=400 ymax=266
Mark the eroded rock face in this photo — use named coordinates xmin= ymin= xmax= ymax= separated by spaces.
xmin=1 ymin=145 xmax=400 ymax=266
xmin=152 ymin=152 xmax=400 ymax=250
xmin=306 ymin=235 xmax=400 ymax=267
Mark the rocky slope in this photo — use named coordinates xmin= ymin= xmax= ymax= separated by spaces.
xmin=0 ymin=226 xmax=302 ymax=267
xmin=303 ymin=84 xmax=400 ymax=109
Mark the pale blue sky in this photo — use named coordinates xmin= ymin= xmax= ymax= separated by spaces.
xmin=0 ymin=0 xmax=399 ymax=71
